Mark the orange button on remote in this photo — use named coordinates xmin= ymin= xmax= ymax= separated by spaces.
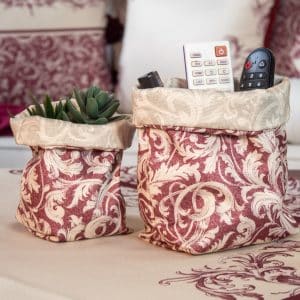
xmin=215 ymin=45 xmax=227 ymax=57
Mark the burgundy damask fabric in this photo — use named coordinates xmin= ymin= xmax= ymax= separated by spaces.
xmin=0 ymin=32 xmax=111 ymax=106
xmin=268 ymin=0 xmax=300 ymax=77
xmin=0 ymin=0 xmax=111 ymax=135
xmin=137 ymin=125 xmax=299 ymax=255
xmin=17 ymin=148 xmax=128 ymax=241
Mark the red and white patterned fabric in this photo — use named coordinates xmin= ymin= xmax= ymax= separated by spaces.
xmin=2 ymin=167 xmax=300 ymax=299
xmin=266 ymin=0 xmax=300 ymax=145
xmin=11 ymin=106 xmax=135 ymax=242
xmin=17 ymin=148 xmax=128 ymax=242
xmin=268 ymin=0 xmax=300 ymax=77
xmin=133 ymin=78 xmax=299 ymax=255
xmin=0 ymin=0 xmax=111 ymax=134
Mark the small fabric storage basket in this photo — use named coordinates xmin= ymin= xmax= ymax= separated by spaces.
xmin=10 ymin=108 xmax=135 ymax=242
xmin=132 ymin=78 xmax=299 ymax=255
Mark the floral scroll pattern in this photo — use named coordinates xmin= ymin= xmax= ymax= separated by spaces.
xmin=159 ymin=240 xmax=300 ymax=300
xmin=16 ymin=147 xmax=128 ymax=241
xmin=269 ymin=0 xmax=300 ymax=77
xmin=137 ymin=125 xmax=299 ymax=254
xmin=0 ymin=32 xmax=111 ymax=106
xmin=285 ymin=177 xmax=300 ymax=224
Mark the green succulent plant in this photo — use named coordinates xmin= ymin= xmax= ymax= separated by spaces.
xmin=26 ymin=86 xmax=124 ymax=125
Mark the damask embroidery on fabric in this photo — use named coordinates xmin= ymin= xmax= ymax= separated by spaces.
xmin=16 ymin=148 xmax=128 ymax=241
xmin=9 ymin=166 xmax=139 ymax=207
xmin=159 ymin=240 xmax=300 ymax=300
xmin=0 ymin=32 xmax=111 ymax=105
xmin=269 ymin=0 xmax=300 ymax=77
xmin=137 ymin=125 xmax=298 ymax=254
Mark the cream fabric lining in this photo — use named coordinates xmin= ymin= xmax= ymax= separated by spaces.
xmin=132 ymin=77 xmax=290 ymax=131
xmin=10 ymin=101 xmax=135 ymax=150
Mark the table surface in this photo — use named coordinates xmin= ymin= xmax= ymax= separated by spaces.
xmin=1 ymin=168 xmax=300 ymax=300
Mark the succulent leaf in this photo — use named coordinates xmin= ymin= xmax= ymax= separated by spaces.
xmin=96 ymin=92 xmax=110 ymax=112
xmin=84 ymin=117 xmax=108 ymax=124
xmin=44 ymin=95 xmax=55 ymax=118
xmin=74 ymin=89 xmax=86 ymax=113
xmin=86 ymin=87 xmax=94 ymax=99
xmin=27 ymin=108 xmax=33 ymax=116
xmin=54 ymin=101 xmax=63 ymax=118
xmin=99 ymin=101 xmax=119 ymax=119
xmin=86 ymin=97 xmax=99 ymax=119
xmin=57 ymin=110 xmax=70 ymax=122
xmin=66 ymin=99 xmax=85 ymax=123
xmin=80 ymin=91 xmax=86 ymax=105
xmin=109 ymin=115 xmax=126 ymax=122
xmin=92 ymin=86 xmax=101 ymax=97
xmin=33 ymin=98 xmax=45 ymax=117
xmin=26 ymin=85 xmax=123 ymax=125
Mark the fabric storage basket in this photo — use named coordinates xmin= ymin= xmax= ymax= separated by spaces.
xmin=10 ymin=108 xmax=135 ymax=242
xmin=132 ymin=77 xmax=299 ymax=255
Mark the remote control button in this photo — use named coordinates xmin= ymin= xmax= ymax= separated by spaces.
xmin=206 ymin=78 xmax=217 ymax=85
xmin=204 ymin=60 xmax=216 ymax=66
xmin=242 ymin=73 xmax=247 ymax=80
xmin=190 ymin=52 xmax=202 ymax=58
xmin=205 ymin=69 xmax=217 ymax=76
xmin=245 ymin=60 xmax=252 ymax=70
xmin=256 ymin=81 xmax=266 ymax=88
xmin=192 ymin=70 xmax=204 ymax=77
xmin=258 ymin=60 xmax=267 ymax=68
xmin=219 ymin=76 xmax=230 ymax=84
xmin=255 ymin=72 xmax=266 ymax=79
xmin=193 ymin=78 xmax=204 ymax=85
xmin=191 ymin=60 xmax=202 ymax=67
xmin=218 ymin=68 xmax=229 ymax=75
xmin=215 ymin=45 xmax=227 ymax=57
xmin=217 ymin=59 xmax=228 ymax=65
xmin=247 ymin=73 xmax=255 ymax=80
xmin=240 ymin=83 xmax=245 ymax=89
xmin=246 ymin=82 xmax=254 ymax=88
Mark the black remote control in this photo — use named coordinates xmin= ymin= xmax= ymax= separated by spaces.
xmin=138 ymin=71 xmax=164 ymax=89
xmin=239 ymin=48 xmax=275 ymax=91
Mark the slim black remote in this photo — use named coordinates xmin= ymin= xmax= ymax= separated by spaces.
xmin=239 ymin=48 xmax=275 ymax=91
xmin=138 ymin=71 xmax=164 ymax=89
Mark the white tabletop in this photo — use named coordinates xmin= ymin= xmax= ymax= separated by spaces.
xmin=1 ymin=168 xmax=300 ymax=300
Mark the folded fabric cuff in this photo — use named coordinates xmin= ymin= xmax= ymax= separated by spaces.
xmin=132 ymin=77 xmax=290 ymax=132
xmin=10 ymin=101 xmax=135 ymax=150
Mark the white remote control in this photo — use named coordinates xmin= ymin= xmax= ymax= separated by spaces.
xmin=183 ymin=41 xmax=234 ymax=91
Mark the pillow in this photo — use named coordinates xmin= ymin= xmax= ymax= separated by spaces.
xmin=267 ymin=0 xmax=300 ymax=144
xmin=117 ymin=0 xmax=275 ymax=113
xmin=286 ymin=78 xmax=300 ymax=144
xmin=0 ymin=0 xmax=111 ymax=109
xmin=268 ymin=0 xmax=300 ymax=77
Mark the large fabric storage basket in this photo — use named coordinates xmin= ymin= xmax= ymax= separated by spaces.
xmin=132 ymin=78 xmax=299 ymax=255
